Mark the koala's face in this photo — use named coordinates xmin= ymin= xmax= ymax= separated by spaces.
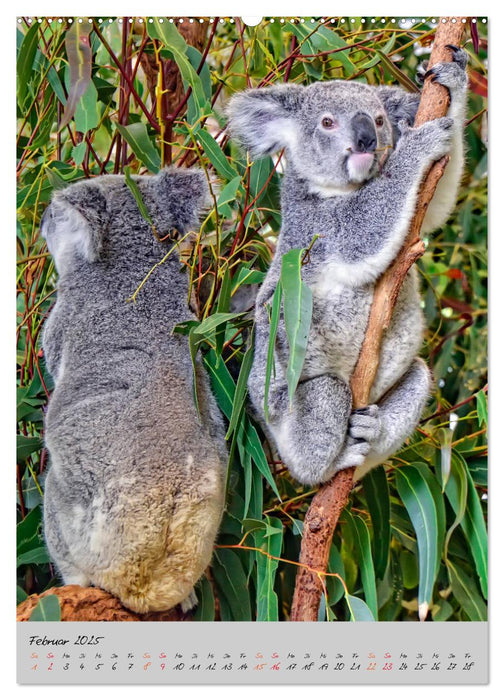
xmin=227 ymin=81 xmax=395 ymax=195
xmin=290 ymin=82 xmax=393 ymax=192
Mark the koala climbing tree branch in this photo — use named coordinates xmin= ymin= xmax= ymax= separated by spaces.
xmin=290 ymin=18 xmax=467 ymax=623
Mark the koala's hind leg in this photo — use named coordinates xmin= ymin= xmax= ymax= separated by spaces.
xmin=270 ymin=374 xmax=352 ymax=486
xmin=43 ymin=471 xmax=91 ymax=587
xmin=353 ymin=358 xmax=431 ymax=480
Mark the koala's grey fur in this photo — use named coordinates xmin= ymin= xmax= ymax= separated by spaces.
xmin=227 ymin=48 xmax=467 ymax=486
xmin=41 ymin=168 xmax=227 ymax=613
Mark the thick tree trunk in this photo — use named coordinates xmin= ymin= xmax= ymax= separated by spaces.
xmin=290 ymin=18 xmax=467 ymax=622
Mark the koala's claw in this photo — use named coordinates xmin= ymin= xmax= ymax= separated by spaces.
xmin=416 ymin=60 xmax=429 ymax=85
xmin=445 ymin=44 xmax=469 ymax=70
xmin=180 ymin=588 xmax=198 ymax=613
xmin=349 ymin=404 xmax=381 ymax=443
xmin=423 ymin=56 xmax=467 ymax=94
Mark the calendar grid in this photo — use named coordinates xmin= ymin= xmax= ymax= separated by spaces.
xmin=18 ymin=621 xmax=488 ymax=684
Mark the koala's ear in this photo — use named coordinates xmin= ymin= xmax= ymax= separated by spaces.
xmin=138 ymin=167 xmax=210 ymax=237
xmin=376 ymin=86 xmax=420 ymax=144
xmin=226 ymin=84 xmax=304 ymax=157
xmin=41 ymin=182 xmax=108 ymax=273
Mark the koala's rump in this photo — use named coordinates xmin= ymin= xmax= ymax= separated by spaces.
xmin=43 ymin=354 xmax=226 ymax=612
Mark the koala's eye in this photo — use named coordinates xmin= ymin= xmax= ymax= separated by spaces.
xmin=321 ymin=116 xmax=336 ymax=129
xmin=375 ymin=115 xmax=385 ymax=127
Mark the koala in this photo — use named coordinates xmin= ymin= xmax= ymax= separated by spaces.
xmin=227 ymin=46 xmax=467 ymax=486
xmin=41 ymin=168 xmax=227 ymax=613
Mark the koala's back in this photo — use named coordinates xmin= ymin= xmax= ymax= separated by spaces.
xmin=42 ymin=170 xmax=227 ymax=613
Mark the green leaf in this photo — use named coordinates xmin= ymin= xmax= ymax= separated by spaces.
xmin=217 ymin=176 xmax=242 ymax=214
xmin=29 ymin=595 xmax=61 ymax=622
xmin=376 ymin=50 xmax=420 ymax=93
xmin=71 ymin=142 xmax=87 ymax=166
xmin=213 ymin=549 xmax=252 ymax=621
xmin=231 ymin=267 xmax=266 ymax=293
xmin=226 ymin=339 xmax=254 ymax=439
xmin=253 ymin=516 xmax=283 ymax=621
xmin=362 ymin=466 xmax=390 ymax=579
xmin=17 ymin=23 xmax=40 ymax=110
xmin=147 ymin=20 xmax=207 ymax=119
xmin=197 ymin=129 xmax=238 ymax=181
xmin=263 ymin=280 xmax=282 ymax=422
xmin=455 ymin=454 xmax=488 ymax=598
xmin=280 ymin=248 xmax=313 ymax=404
xmin=395 ymin=464 xmax=441 ymax=614
xmin=193 ymin=575 xmax=215 ymax=621
xmin=346 ymin=594 xmax=375 ymax=621
xmin=476 ymin=389 xmax=487 ymax=427
xmin=17 ymin=546 xmax=51 ymax=567
xmin=17 ymin=435 xmax=43 ymax=464
xmin=115 ymin=123 xmax=161 ymax=173
xmin=443 ymin=451 xmax=468 ymax=558
xmin=17 ymin=585 xmax=28 ymax=605
xmin=74 ymin=79 xmax=99 ymax=134
xmin=124 ymin=166 xmax=156 ymax=232
xmin=447 ymin=560 xmax=487 ymax=621
xmin=60 ymin=22 xmax=93 ymax=129
xmin=438 ymin=427 xmax=453 ymax=491
xmin=17 ymin=505 xmax=43 ymax=556
xmin=326 ymin=543 xmax=345 ymax=607
xmin=345 ymin=511 xmax=378 ymax=619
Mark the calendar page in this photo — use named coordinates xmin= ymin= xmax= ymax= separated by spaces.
xmin=16 ymin=13 xmax=488 ymax=686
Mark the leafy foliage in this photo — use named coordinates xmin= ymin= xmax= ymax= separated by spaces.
xmin=16 ymin=16 xmax=487 ymax=621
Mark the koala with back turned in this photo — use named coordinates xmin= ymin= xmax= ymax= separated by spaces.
xmin=227 ymin=47 xmax=467 ymax=486
xmin=41 ymin=168 xmax=227 ymax=613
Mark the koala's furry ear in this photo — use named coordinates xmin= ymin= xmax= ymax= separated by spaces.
xmin=226 ymin=84 xmax=304 ymax=157
xmin=376 ymin=86 xmax=420 ymax=144
xmin=140 ymin=168 xmax=210 ymax=237
xmin=41 ymin=181 xmax=108 ymax=274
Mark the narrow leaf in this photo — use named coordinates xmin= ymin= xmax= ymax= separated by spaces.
xmin=17 ymin=23 xmax=40 ymax=110
xmin=443 ymin=451 xmax=469 ymax=558
xmin=376 ymin=50 xmax=420 ymax=93
xmin=447 ymin=560 xmax=487 ymax=621
xmin=60 ymin=22 xmax=92 ymax=129
xmin=193 ymin=575 xmax=215 ymax=621
xmin=263 ymin=280 xmax=282 ymax=422
xmin=346 ymin=511 xmax=378 ymax=619
xmin=226 ymin=340 xmax=254 ymax=439
xmin=197 ymin=129 xmax=238 ymax=181
xmin=29 ymin=595 xmax=61 ymax=622
xmin=395 ymin=465 xmax=440 ymax=613
xmin=253 ymin=516 xmax=283 ymax=621
xmin=280 ymin=248 xmax=313 ymax=404
xmin=362 ymin=466 xmax=390 ymax=580
xmin=115 ymin=123 xmax=161 ymax=173
xmin=346 ymin=594 xmax=375 ymax=621
xmin=213 ymin=549 xmax=252 ymax=621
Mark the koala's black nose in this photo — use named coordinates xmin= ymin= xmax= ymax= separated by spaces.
xmin=351 ymin=112 xmax=377 ymax=153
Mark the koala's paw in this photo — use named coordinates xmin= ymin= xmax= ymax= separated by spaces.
xmin=424 ymin=46 xmax=468 ymax=96
xmin=415 ymin=60 xmax=429 ymax=85
xmin=180 ymin=588 xmax=198 ymax=613
xmin=349 ymin=404 xmax=381 ymax=443
xmin=333 ymin=437 xmax=371 ymax=472
xmin=405 ymin=117 xmax=454 ymax=161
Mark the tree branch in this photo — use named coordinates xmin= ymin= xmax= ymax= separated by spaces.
xmin=290 ymin=17 xmax=467 ymax=622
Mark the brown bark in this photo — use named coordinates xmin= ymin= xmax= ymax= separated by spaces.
xmin=17 ymin=585 xmax=189 ymax=622
xmin=290 ymin=18 xmax=467 ymax=622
